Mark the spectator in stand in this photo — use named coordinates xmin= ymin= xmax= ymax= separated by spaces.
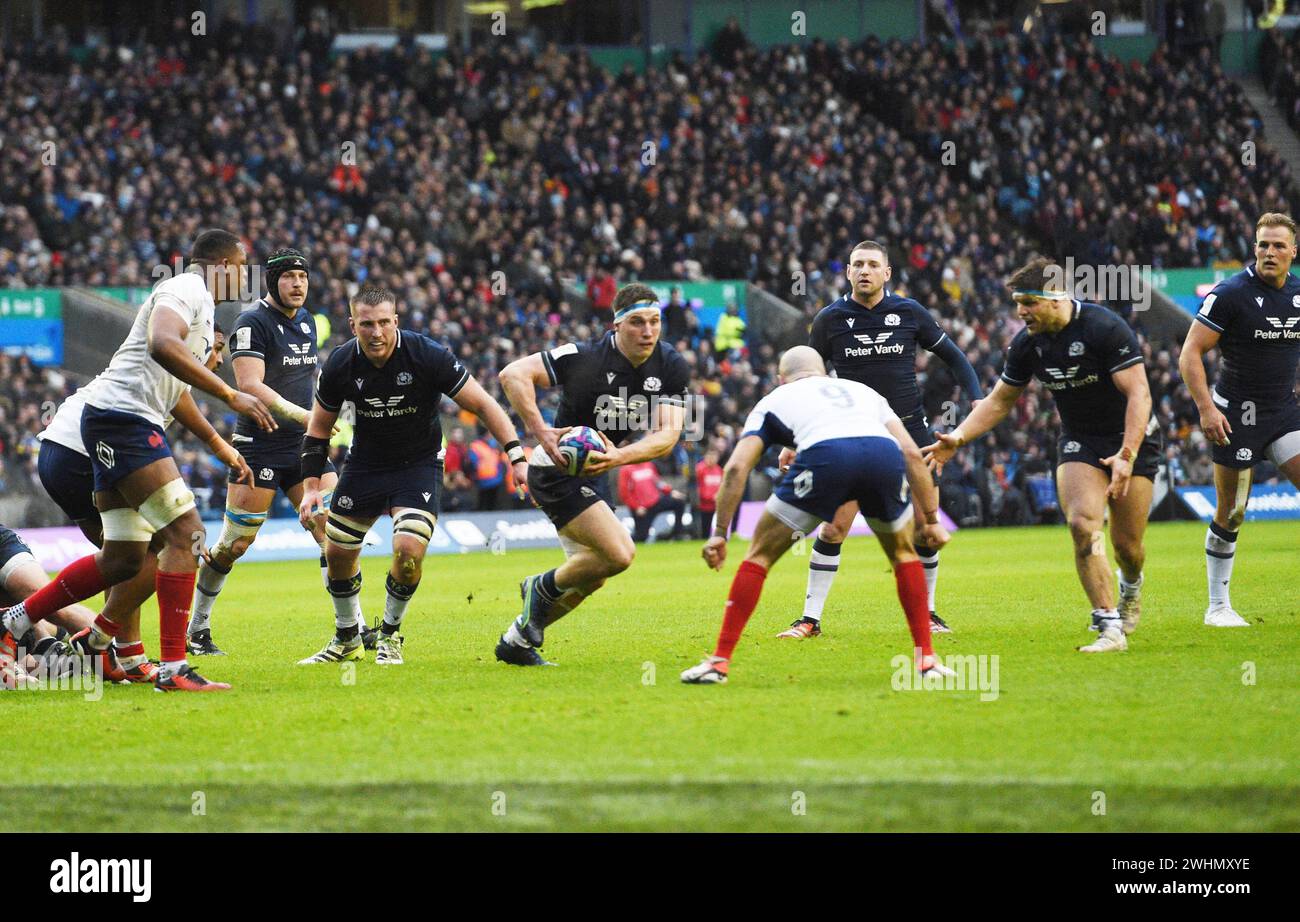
xmin=619 ymin=459 xmax=687 ymax=543
xmin=466 ymin=431 xmax=507 ymax=511
xmin=713 ymin=301 xmax=746 ymax=355
xmin=586 ymin=259 xmax=617 ymax=326
xmin=442 ymin=426 xmax=476 ymax=512
xmin=693 ymin=448 xmax=724 ymax=539
xmin=662 ymin=286 xmax=695 ymax=347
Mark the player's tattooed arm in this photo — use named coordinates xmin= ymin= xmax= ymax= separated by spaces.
xmin=1178 ymin=320 xmax=1231 ymax=446
xmin=499 ymin=353 xmax=569 ymax=466
xmin=922 ymin=379 xmax=1023 ymax=473
xmin=585 ymin=403 xmax=687 ymax=476
xmin=702 ymin=434 xmax=765 ymax=570
xmin=171 ymin=390 xmax=251 ymax=485
xmin=148 ymin=306 xmax=276 ymax=432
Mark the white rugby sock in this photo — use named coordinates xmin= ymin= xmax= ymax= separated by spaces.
xmin=328 ymin=572 xmax=363 ymax=632
xmin=190 ymin=558 xmax=231 ymax=633
xmin=3 ymin=602 xmax=33 ymax=640
xmin=1205 ymin=523 xmax=1237 ymax=608
xmin=916 ymin=545 xmax=940 ymax=612
xmin=802 ymin=538 xmax=841 ymax=621
xmin=1118 ymin=570 xmax=1143 ymax=599
xmin=382 ymin=575 xmax=417 ymax=632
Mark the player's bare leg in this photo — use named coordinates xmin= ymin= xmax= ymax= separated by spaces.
xmin=371 ymin=505 xmax=437 ymax=665
xmin=683 ymin=510 xmax=798 ymax=683
xmin=788 ymin=500 xmax=856 ymax=637
xmin=299 ymin=508 xmax=375 ymax=664
xmin=1203 ymin=462 xmax=1253 ymax=627
xmin=1108 ymin=476 xmax=1153 ymax=635
xmin=498 ymin=501 xmax=634 ymax=665
xmin=62 ymin=517 xmax=156 ymax=681
xmin=1056 ymin=462 xmax=1126 ymax=652
xmin=111 ymin=458 xmax=228 ymax=690
xmin=870 ymin=518 xmax=954 ymax=677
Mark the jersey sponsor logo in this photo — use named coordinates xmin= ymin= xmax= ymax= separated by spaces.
xmin=1044 ymin=366 xmax=1081 ymax=379
xmin=1063 ymin=440 xmax=1082 ymax=454
xmin=1068 ymin=341 xmax=1085 ymax=356
xmin=363 ymin=396 xmax=405 ymax=408
xmin=287 ymin=342 xmax=311 ymax=356
xmin=1236 ymin=448 xmax=1253 ymax=462
xmin=96 ymin=441 xmax=115 ymax=469
xmin=845 ymin=331 xmax=905 ymax=357
xmin=885 ymin=313 xmax=901 ymax=326
xmin=397 ymin=371 xmax=414 ymax=386
xmin=1256 ymin=317 xmax=1300 ymax=339
xmin=643 ymin=376 xmax=661 ymax=392
xmin=853 ymin=332 xmax=893 ymax=345
xmin=336 ymin=495 xmax=353 ymax=510
xmin=1042 ymin=366 xmax=1099 ymax=391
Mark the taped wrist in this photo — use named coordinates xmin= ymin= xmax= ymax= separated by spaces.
xmin=301 ymin=435 xmax=330 ymax=480
xmin=504 ymin=439 xmax=526 ymax=465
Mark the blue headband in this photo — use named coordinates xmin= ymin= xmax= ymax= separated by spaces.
xmin=614 ymin=299 xmax=661 ymax=320
xmin=1011 ymin=288 xmax=1069 ymax=300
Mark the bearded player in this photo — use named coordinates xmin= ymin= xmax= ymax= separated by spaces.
xmin=1179 ymin=212 xmax=1300 ymax=627
xmin=925 ymin=257 xmax=1158 ymax=654
xmin=493 ymin=284 xmax=689 ymax=666
xmin=780 ymin=240 xmax=982 ymax=640
xmin=188 ymin=247 xmax=375 ymax=655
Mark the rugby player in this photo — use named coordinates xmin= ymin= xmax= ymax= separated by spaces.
xmin=188 ymin=248 xmax=375 ymax=655
xmin=924 ymin=257 xmax=1158 ymax=653
xmin=493 ymin=283 xmax=689 ymax=666
xmin=781 ymin=240 xmax=982 ymax=640
xmin=0 ymin=524 xmax=95 ymax=689
xmin=681 ymin=346 xmax=954 ymax=684
xmin=297 ymin=287 xmax=526 ymax=665
xmin=0 ymin=228 xmax=275 ymax=691
xmin=36 ymin=326 xmax=247 ymax=682
xmin=1179 ymin=212 xmax=1300 ymax=627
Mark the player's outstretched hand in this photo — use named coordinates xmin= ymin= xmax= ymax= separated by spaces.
xmin=920 ymin=521 xmax=951 ymax=550
xmin=922 ymin=432 xmax=961 ymax=474
xmin=298 ymin=489 xmax=324 ymax=527
xmin=228 ymin=390 xmax=277 ymax=433
xmin=1199 ymin=405 xmax=1232 ymax=446
xmin=1100 ymin=453 xmax=1133 ymax=500
xmin=702 ymin=535 xmax=728 ymax=570
xmin=778 ymin=446 xmax=796 ymax=473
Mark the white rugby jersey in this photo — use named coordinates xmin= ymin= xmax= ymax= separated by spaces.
xmin=79 ymin=272 xmax=216 ymax=427
xmin=38 ymin=386 xmax=182 ymax=456
xmin=740 ymin=375 xmax=901 ymax=451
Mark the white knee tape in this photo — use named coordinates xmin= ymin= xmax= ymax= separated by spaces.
xmin=137 ymin=479 xmax=196 ymax=531
xmin=101 ymin=507 xmax=156 ymax=542
xmin=215 ymin=506 xmax=266 ymax=553
xmin=393 ymin=509 xmax=437 ymax=545
xmin=326 ymin=512 xmax=370 ymax=549
xmin=1231 ymin=469 xmax=1251 ymax=522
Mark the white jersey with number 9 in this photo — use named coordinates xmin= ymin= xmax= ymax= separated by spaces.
xmin=740 ymin=376 xmax=901 ymax=451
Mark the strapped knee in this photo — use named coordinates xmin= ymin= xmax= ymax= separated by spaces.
xmin=100 ymin=508 xmax=156 ymax=543
xmin=137 ymin=479 xmax=195 ymax=531
xmin=215 ymin=506 xmax=267 ymax=556
xmin=393 ymin=509 xmax=437 ymax=547
xmin=326 ymin=512 xmax=371 ymax=549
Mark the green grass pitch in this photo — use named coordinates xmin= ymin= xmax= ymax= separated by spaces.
xmin=4 ymin=520 xmax=1296 ymax=832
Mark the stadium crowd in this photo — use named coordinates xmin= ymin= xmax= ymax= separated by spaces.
xmin=2 ymin=18 xmax=1298 ymax=527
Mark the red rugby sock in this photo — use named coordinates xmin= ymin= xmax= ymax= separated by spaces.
xmin=895 ymin=559 xmax=933 ymax=658
xmin=19 ymin=554 xmax=108 ymax=624
xmin=714 ymin=560 xmax=768 ymax=661
xmin=156 ymin=570 xmax=196 ymax=663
